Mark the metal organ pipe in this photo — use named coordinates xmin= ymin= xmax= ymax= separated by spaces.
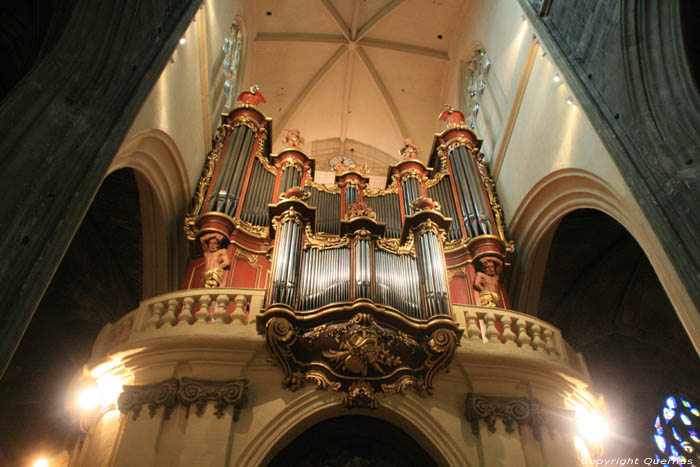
xmin=453 ymin=146 xmax=492 ymax=236
xmin=208 ymin=126 xmax=247 ymax=212
xmin=223 ymin=129 xmax=256 ymax=216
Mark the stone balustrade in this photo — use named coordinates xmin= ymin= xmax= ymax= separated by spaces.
xmin=89 ymin=288 xmax=265 ymax=362
xmin=88 ymin=290 xmax=587 ymax=379
xmin=453 ymin=304 xmax=589 ymax=376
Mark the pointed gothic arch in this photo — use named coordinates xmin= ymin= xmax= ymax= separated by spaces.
xmin=110 ymin=129 xmax=191 ymax=297
xmin=507 ymin=168 xmax=700 ymax=353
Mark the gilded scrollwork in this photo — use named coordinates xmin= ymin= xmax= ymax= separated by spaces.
xmin=375 ymin=234 xmax=414 ymax=256
xmin=185 ymin=126 xmax=227 ymax=239
xmin=475 ymin=152 xmax=515 ymax=254
xmin=258 ymin=305 xmax=461 ymax=409
xmin=364 ymin=173 xmax=399 ymax=196
xmin=232 ymin=216 xmax=269 ymax=239
xmin=305 ymin=177 xmax=341 ymax=194
xmin=118 ymin=379 xmax=179 ymax=420
xmin=303 ymin=224 xmax=350 ymax=250
xmin=446 ymin=136 xmax=474 ymax=153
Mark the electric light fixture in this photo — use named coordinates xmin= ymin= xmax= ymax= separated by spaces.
xmin=553 ymin=72 xmax=561 ymax=83
xmin=34 ymin=458 xmax=49 ymax=467
xmin=567 ymin=96 xmax=575 ymax=105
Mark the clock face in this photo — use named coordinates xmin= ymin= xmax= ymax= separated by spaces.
xmin=329 ymin=155 xmax=356 ymax=170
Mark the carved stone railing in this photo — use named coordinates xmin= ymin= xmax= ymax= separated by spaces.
xmin=452 ymin=304 xmax=589 ymax=376
xmin=89 ymin=288 xmax=266 ymax=360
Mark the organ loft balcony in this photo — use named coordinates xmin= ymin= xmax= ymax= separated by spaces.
xmin=76 ymin=90 xmax=606 ymax=466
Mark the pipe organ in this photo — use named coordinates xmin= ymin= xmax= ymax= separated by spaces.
xmin=184 ymin=96 xmax=513 ymax=314
xmin=180 ymin=93 xmax=513 ymax=407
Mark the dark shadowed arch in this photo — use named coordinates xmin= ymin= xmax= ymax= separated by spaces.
xmin=537 ymin=209 xmax=700 ymax=459
xmin=268 ymin=415 xmax=437 ymax=467
xmin=0 ymin=168 xmax=143 ymax=465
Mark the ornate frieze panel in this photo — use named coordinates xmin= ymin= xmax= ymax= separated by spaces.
xmin=118 ymin=378 xmax=247 ymax=421
xmin=258 ymin=301 xmax=462 ymax=409
xmin=465 ymin=393 xmax=577 ymax=440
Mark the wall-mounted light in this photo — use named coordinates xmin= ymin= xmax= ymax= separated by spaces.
xmin=553 ymin=72 xmax=561 ymax=83
xmin=33 ymin=459 xmax=49 ymax=467
xmin=567 ymin=96 xmax=575 ymax=106
xmin=179 ymin=37 xmax=187 ymax=45
xmin=77 ymin=375 xmax=123 ymax=412
xmin=575 ymin=407 xmax=609 ymax=442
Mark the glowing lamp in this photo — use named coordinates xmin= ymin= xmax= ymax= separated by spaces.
xmin=575 ymin=407 xmax=609 ymax=442
xmin=34 ymin=458 xmax=49 ymax=467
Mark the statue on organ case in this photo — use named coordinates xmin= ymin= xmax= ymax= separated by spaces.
xmin=200 ymin=233 xmax=230 ymax=288
xmin=473 ymin=257 xmax=503 ymax=308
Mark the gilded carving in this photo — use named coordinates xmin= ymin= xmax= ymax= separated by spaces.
xmin=364 ymin=173 xmax=399 ymax=196
xmin=232 ymin=216 xmax=269 ymax=239
xmin=258 ymin=305 xmax=461 ymax=409
xmin=304 ymin=224 xmax=350 ymax=250
xmin=375 ymin=234 xmax=414 ymax=257
xmin=399 ymin=138 xmax=419 ymax=160
xmin=282 ymin=128 xmax=304 ymax=149
xmin=475 ymin=152 xmax=515 ymax=254
xmin=344 ymin=201 xmax=376 ymax=220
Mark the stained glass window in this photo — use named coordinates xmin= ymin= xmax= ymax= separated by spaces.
xmin=653 ymin=395 xmax=700 ymax=463
xmin=222 ymin=22 xmax=244 ymax=112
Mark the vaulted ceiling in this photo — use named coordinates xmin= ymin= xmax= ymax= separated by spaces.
xmin=252 ymin=0 xmax=464 ymax=175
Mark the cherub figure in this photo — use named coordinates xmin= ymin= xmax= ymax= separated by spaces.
xmin=473 ymin=257 xmax=503 ymax=307
xmin=399 ymin=138 xmax=419 ymax=160
xmin=354 ymin=161 xmax=370 ymax=176
xmin=200 ymin=233 xmax=230 ymax=288
xmin=282 ymin=128 xmax=304 ymax=149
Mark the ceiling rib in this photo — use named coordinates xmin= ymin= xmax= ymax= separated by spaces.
xmin=255 ymin=33 xmax=346 ymax=44
xmin=356 ymin=46 xmax=408 ymax=139
xmin=350 ymin=0 xmax=361 ymax=40
xmin=339 ymin=54 xmax=355 ymax=142
xmin=274 ymin=45 xmax=349 ymax=140
xmin=356 ymin=0 xmax=406 ymax=42
xmin=319 ymin=0 xmax=351 ymax=41
xmin=359 ymin=38 xmax=449 ymax=60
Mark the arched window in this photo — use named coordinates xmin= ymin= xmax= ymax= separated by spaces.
xmin=222 ymin=21 xmax=244 ymax=112
xmin=653 ymin=395 xmax=700 ymax=463
xmin=460 ymin=46 xmax=503 ymax=161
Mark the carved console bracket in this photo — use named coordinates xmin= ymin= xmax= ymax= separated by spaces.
xmin=465 ymin=393 xmax=577 ymax=440
xmin=465 ymin=393 xmax=544 ymax=438
xmin=118 ymin=378 xmax=248 ymax=421
xmin=257 ymin=300 xmax=462 ymax=409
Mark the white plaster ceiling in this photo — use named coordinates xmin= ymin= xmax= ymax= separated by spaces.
xmin=251 ymin=0 xmax=463 ymax=174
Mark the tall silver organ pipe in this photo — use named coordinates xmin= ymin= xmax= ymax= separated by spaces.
xmin=297 ymin=247 xmax=350 ymax=310
xmin=279 ymin=164 xmax=302 ymax=194
xmin=401 ymin=177 xmax=422 ymax=215
xmin=365 ymin=193 xmax=401 ymax=238
xmin=417 ymin=231 xmax=449 ymax=317
xmin=308 ymin=187 xmax=340 ymax=234
xmin=271 ymin=219 xmax=302 ymax=306
xmin=208 ymin=125 xmax=257 ymax=216
xmin=449 ymin=146 xmax=492 ymax=236
xmin=345 ymin=186 xmax=358 ymax=209
xmin=374 ymin=250 xmax=421 ymax=318
xmin=427 ymin=177 xmax=462 ymax=241
xmin=355 ymin=239 xmax=371 ymax=299
xmin=240 ymin=160 xmax=275 ymax=226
